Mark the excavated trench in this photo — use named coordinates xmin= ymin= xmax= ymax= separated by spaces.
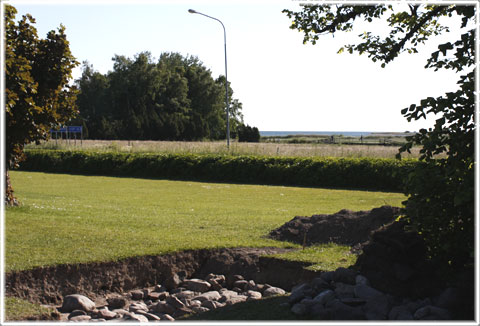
xmin=5 ymin=247 xmax=323 ymax=307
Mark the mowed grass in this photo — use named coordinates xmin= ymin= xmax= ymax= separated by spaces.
xmin=5 ymin=171 xmax=406 ymax=272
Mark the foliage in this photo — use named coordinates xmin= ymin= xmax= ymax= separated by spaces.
xmin=18 ymin=149 xmax=419 ymax=191
xmin=284 ymin=4 xmax=476 ymax=271
xmin=238 ymin=124 xmax=261 ymax=142
xmin=75 ymin=52 xmax=247 ymax=141
xmin=4 ymin=4 xmax=79 ymax=205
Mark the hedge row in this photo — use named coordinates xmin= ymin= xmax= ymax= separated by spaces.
xmin=18 ymin=150 xmax=420 ymax=192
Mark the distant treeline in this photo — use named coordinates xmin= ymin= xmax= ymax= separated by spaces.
xmin=72 ymin=52 xmax=259 ymax=141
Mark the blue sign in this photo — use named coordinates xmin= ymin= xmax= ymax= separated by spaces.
xmin=68 ymin=126 xmax=82 ymax=133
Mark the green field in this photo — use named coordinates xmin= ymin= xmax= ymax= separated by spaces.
xmin=5 ymin=171 xmax=405 ymax=272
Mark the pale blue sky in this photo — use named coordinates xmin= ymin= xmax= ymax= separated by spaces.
xmin=7 ymin=0 xmax=467 ymax=132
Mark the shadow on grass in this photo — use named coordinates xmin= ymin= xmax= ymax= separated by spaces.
xmin=180 ymin=295 xmax=312 ymax=321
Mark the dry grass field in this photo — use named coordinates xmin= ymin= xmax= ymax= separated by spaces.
xmin=27 ymin=139 xmax=423 ymax=159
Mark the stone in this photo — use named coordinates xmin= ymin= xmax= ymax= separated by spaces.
xmin=340 ymin=297 xmax=366 ymax=307
xmin=405 ymin=298 xmax=432 ymax=313
xmin=320 ymin=271 xmax=335 ymax=283
xmin=313 ymin=289 xmax=336 ymax=306
xmin=173 ymin=290 xmax=196 ymax=300
xmin=172 ymin=307 xmax=194 ymax=318
xmin=233 ymin=275 xmax=244 ymax=281
xmin=291 ymin=303 xmax=307 ymax=315
xmin=414 ymin=305 xmax=452 ymax=320
xmin=334 ymin=282 xmax=355 ymax=298
xmin=232 ymin=287 xmax=243 ymax=293
xmin=154 ymin=284 xmax=167 ymax=292
xmin=246 ymin=290 xmax=262 ymax=301
xmin=388 ymin=305 xmax=414 ymax=320
xmin=170 ymin=287 xmax=187 ymax=294
xmin=246 ymin=280 xmax=256 ymax=291
xmin=225 ymin=295 xmax=248 ymax=305
xmin=218 ymin=289 xmax=239 ymax=302
xmin=130 ymin=289 xmax=144 ymax=300
xmin=233 ymin=280 xmax=249 ymax=291
xmin=129 ymin=301 xmax=148 ymax=313
xmin=363 ymin=295 xmax=390 ymax=320
xmin=95 ymin=308 xmax=118 ymax=320
xmin=69 ymin=315 xmax=92 ymax=322
xmin=333 ymin=267 xmax=357 ymax=285
xmin=254 ymin=284 xmax=265 ymax=293
xmin=327 ymin=299 xmax=366 ymax=320
xmin=207 ymin=279 xmax=223 ymax=291
xmin=89 ymin=318 xmax=106 ymax=322
xmin=166 ymin=295 xmax=185 ymax=309
xmin=61 ymin=294 xmax=96 ymax=313
xmin=192 ymin=306 xmax=210 ymax=313
xmin=354 ymin=284 xmax=384 ymax=300
xmin=136 ymin=311 xmax=161 ymax=321
xmin=161 ymin=314 xmax=175 ymax=321
xmin=124 ymin=313 xmax=149 ymax=322
xmin=263 ymin=286 xmax=286 ymax=297
xmin=183 ymin=278 xmax=212 ymax=293
xmin=153 ymin=301 xmax=175 ymax=315
xmin=201 ymin=300 xmax=225 ymax=310
xmin=107 ymin=295 xmax=128 ymax=310
xmin=310 ymin=303 xmax=332 ymax=319
xmin=68 ymin=310 xmax=87 ymax=319
xmin=289 ymin=283 xmax=313 ymax=304
xmin=193 ymin=291 xmax=222 ymax=302
xmin=148 ymin=292 xmax=163 ymax=301
xmin=112 ymin=308 xmax=130 ymax=317
xmin=165 ymin=273 xmax=181 ymax=291
xmin=188 ymin=300 xmax=202 ymax=308
xmin=435 ymin=287 xmax=461 ymax=310
xmin=355 ymin=275 xmax=369 ymax=286
xmin=311 ymin=277 xmax=329 ymax=292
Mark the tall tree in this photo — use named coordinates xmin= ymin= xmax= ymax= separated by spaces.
xmin=4 ymin=5 xmax=79 ymax=205
xmin=284 ymin=4 xmax=476 ymax=273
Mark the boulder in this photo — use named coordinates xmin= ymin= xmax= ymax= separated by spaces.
xmin=183 ymin=279 xmax=211 ymax=293
xmin=193 ymin=291 xmax=221 ymax=302
xmin=61 ymin=294 xmax=96 ymax=313
xmin=107 ymin=295 xmax=128 ymax=310
xmin=263 ymin=286 xmax=286 ymax=297
xmin=313 ymin=289 xmax=335 ymax=306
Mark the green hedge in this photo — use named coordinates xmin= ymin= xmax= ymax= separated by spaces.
xmin=18 ymin=150 xmax=420 ymax=191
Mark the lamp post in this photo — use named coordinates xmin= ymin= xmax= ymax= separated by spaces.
xmin=188 ymin=9 xmax=230 ymax=148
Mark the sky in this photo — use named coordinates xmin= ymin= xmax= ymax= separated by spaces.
xmin=5 ymin=0 xmax=471 ymax=132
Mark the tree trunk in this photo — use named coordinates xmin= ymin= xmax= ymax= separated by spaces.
xmin=5 ymin=169 xmax=19 ymax=206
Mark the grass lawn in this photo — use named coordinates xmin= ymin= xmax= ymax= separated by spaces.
xmin=5 ymin=171 xmax=405 ymax=272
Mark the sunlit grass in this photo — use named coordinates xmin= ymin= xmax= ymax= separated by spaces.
xmin=5 ymin=171 xmax=405 ymax=272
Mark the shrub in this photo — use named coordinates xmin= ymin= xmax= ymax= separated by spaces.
xmin=18 ymin=149 xmax=419 ymax=191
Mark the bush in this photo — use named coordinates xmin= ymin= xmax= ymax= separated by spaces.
xmin=18 ymin=149 xmax=420 ymax=191
xmin=238 ymin=124 xmax=260 ymax=142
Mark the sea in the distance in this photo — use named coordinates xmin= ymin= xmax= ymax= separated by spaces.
xmin=260 ymin=131 xmax=373 ymax=137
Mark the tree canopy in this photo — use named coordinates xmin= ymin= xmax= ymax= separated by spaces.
xmin=5 ymin=4 xmax=79 ymax=205
xmin=284 ymin=4 xmax=476 ymax=273
xmin=75 ymin=52 xmax=245 ymax=141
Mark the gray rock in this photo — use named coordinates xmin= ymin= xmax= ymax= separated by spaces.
xmin=193 ymin=291 xmax=221 ymax=302
xmin=68 ymin=310 xmax=87 ymax=319
xmin=106 ymin=295 xmax=128 ymax=310
xmin=388 ymin=305 xmax=414 ymax=320
xmin=320 ymin=271 xmax=335 ymax=283
xmin=94 ymin=308 xmax=118 ymax=320
xmin=124 ymin=313 xmax=149 ymax=322
xmin=435 ymin=287 xmax=461 ymax=310
xmin=172 ymin=306 xmax=194 ymax=318
xmin=165 ymin=273 xmax=181 ymax=291
xmin=334 ymin=282 xmax=355 ymax=298
xmin=130 ymin=290 xmax=144 ymax=300
xmin=414 ymin=305 xmax=452 ymax=320
xmin=263 ymin=286 xmax=286 ymax=297
xmin=405 ymin=298 xmax=432 ymax=313
xmin=69 ymin=315 xmax=92 ymax=322
xmin=355 ymin=275 xmax=369 ymax=286
xmin=225 ymin=295 xmax=248 ymax=305
xmin=246 ymin=290 xmax=262 ymax=301
xmin=289 ymin=283 xmax=312 ymax=304
xmin=192 ymin=306 xmax=210 ymax=313
xmin=112 ymin=308 xmax=129 ymax=317
xmin=313 ymin=289 xmax=335 ymax=305
xmin=233 ymin=279 xmax=249 ymax=291
xmin=333 ymin=267 xmax=357 ymax=285
xmin=201 ymin=300 xmax=225 ymax=310
xmin=136 ymin=310 xmax=161 ymax=321
xmin=310 ymin=304 xmax=332 ymax=319
xmin=173 ymin=290 xmax=196 ymax=300
xmin=218 ymin=289 xmax=239 ymax=302
xmin=311 ymin=277 xmax=329 ymax=292
xmin=188 ymin=299 xmax=202 ymax=308
xmin=354 ymin=284 xmax=384 ymax=300
xmin=89 ymin=318 xmax=106 ymax=322
xmin=183 ymin=278 xmax=211 ymax=292
xmin=61 ymin=294 xmax=96 ymax=313
xmin=154 ymin=284 xmax=167 ymax=292
xmin=160 ymin=314 xmax=175 ymax=321
xmin=340 ymin=297 xmax=366 ymax=307
xmin=207 ymin=278 xmax=223 ymax=291
xmin=152 ymin=301 xmax=175 ymax=315
xmin=291 ymin=303 xmax=307 ymax=315
xmin=166 ymin=295 xmax=185 ymax=309
xmin=363 ymin=295 xmax=390 ymax=320
xmin=129 ymin=301 xmax=148 ymax=313
xmin=327 ymin=299 xmax=366 ymax=320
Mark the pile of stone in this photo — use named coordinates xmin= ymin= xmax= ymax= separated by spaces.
xmin=58 ymin=273 xmax=286 ymax=322
xmin=287 ymin=267 xmax=458 ymax=320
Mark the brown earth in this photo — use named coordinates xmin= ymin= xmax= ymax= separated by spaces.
xmin=268 ymin=205 xmax=402 ymax=246
xmin=5 ymin=247 xmax=324 ymax=306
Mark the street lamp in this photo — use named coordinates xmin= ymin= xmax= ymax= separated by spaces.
xmin=188 ymin=9 xmax=230 ymax=148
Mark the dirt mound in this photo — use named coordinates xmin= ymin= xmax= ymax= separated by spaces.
xmin=268 ymin=206 xmax=402 ymax=246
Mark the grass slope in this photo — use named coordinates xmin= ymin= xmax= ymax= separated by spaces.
xmin=5 ymin=171 xmax=405 ymax=272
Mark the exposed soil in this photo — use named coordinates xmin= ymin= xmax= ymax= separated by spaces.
xmin=5 ymin=247 xmax=323 ymax=307
xmin=268 ymin=205 xmax=402 ymax=247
